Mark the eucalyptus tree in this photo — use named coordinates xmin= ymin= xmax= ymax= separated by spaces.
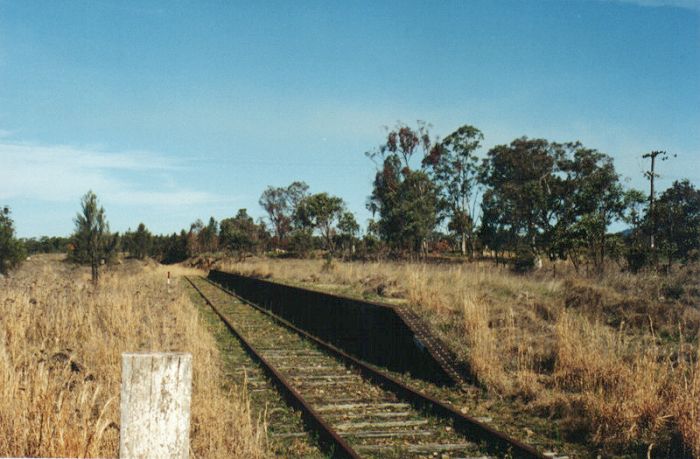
xmin=556 ymin=144 xmax=628 ymax=272
xmin=479 ymin=138 xmax=630 ymax=272
xmin=655 ymin=180 xmax=700 ymax=266
xmin=259 ymin=181 xmax=309 ymax=247
xmin=423 ymin=124 xmax=483 ymax=257
xmin=366 ymin=122 xmax=438 ymax=256
xmin=219 ymin=208 xmax=264 ymax=256
xmin=337 ymin=211 xmax=360 ymax=257
xmin=199 ymin=217 xmax=219 ymax=253
xmin=295 ymin=192 xmax=345 ymax=254
xmin=478 ymin=137 xmax=562 ymax=259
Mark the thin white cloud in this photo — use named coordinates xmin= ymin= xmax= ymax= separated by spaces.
xmin=109 ymin=190 xmax=225 ymax=207
xmin=598 ymin=0 xmax=700 ymax=11
xmin=0 ymin=140 xmax=222 ymax=206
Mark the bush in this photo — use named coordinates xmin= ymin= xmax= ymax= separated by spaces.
xmin=661 ymin=281 xmax=684 ymax=300
xmin=625 ymin=245 xmax=649 ymax=273
xmin=288 ymin=229 xmax=314 ymax=258
xmin=513 ymin=243 xmax=536 ymax=273
xmin=0 ymin=207 xmax=25 ymax=275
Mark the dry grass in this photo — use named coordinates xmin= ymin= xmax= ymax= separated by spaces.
xmin=0 ymin=255 xmax=268 ymax=458
xmin=221 ymin=256 xmax=700 ymax=457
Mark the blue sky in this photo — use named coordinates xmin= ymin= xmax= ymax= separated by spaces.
xmin=1 ymin=0 xmax=698 ymax=237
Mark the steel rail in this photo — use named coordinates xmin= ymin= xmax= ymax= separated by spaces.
xmin=184 ymin=276 xmax=360 ymax=459
xmin=208 ymin=269 xmax=470 ymax=387
xmin=202 ymin=275 xmax=546 ymax=459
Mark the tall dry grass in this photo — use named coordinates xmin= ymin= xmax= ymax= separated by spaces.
xmin=222 ymin=257 xmax=699 ymax=456
xmin=552 ymin=311 xmax=698 ymax=454
xmin=0 ymin=255 xmax=267 ymax=458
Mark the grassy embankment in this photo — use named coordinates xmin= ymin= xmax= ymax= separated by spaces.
xmin=219 ymin=256 xmax=700 ymax=458
xmin=0 ymin=254 xmax=268 ymax=458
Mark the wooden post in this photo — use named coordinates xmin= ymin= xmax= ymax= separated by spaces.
xmin=120 ymin=352 xmax=192 ymax=459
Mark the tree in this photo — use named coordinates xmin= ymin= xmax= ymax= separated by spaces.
xmin=132 ymin=223 xmax=152 ymax=260
xmin=219 ymin=209 xmax=263 ymax=256
xmin=337 ymin=211 xmax=360 ymax=257
xmin=186 ymin=219 xmax=204 ymax=256
xmin=479 ymin=137 xmax=562 ymax=260
xmin=366 ymin=122 xmax=438 ymax=256
xmin=123 ymin=223 xmax=153 ymax=260
xmin=0 ymin=206 xmax=25 ymax=275
xmin=358 ymin=219 xmax=386 ymax=259
xmin=423 ymin=124 xmax=483 ymax=257
xmin=391 ymin=171 xmax=438 ymax=254
xmin=259 ymin=187 xmax=287 ymax=244
xmin=287 ymin=228 xmax=315 ymax=257
xmin=70 ymin=191 xmax=117 ymax=283
xmin=620 ymin=189 xmax=649 ymax=273
xmin=198 ymin=217 xmax=219 ymax=253
xmin=479 ymin=139 xmax=631 ymax=273
xmin=295 ymin=192 xmax=345 ymax=254
xmin=259 ymin=181 xmax=309 ymax=247
xmin=478 ymin=189 xmax=516 ymax=265
xmin=22 ymin=236 xmax=70 ymax=254
xmin=161 ymin=231 xmax=189 ymax=264
xmin=655 ymin=180 xmax=700 ymax=266
xmin=556 ymin=145 xmax=628 ymax=272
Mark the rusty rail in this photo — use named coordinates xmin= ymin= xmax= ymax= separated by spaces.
xmin=202 ymin=275 xmax=545 ymax=459
xmin=208 ymin=269 xmax=471 ymax=387
xmin=185 ymin=276 xmax=360 ymax=459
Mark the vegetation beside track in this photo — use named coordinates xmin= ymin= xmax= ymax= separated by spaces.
xmin=0 ymin=254 xmax=268 ymax=458
xmin=219 ymin=256 xmax=700 ymax=458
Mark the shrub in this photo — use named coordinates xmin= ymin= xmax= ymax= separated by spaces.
xmin=625 ymin=245 xmax=649 ymax=273
xmin=513 ymin=243 xmax=536 ymax=273
xmin=0 ymin=206 xmax=25 ymax=275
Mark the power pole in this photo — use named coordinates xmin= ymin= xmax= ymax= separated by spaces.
xmin=642 ymin=150 xmax=672 ymax=267
xmin=643 ymin=151 xmax=662 ymax=249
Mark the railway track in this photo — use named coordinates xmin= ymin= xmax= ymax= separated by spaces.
xmin=185 ymin=278 xmax=326 ymax=457
xmin=185 ymin=275 xmax=547 ymax=459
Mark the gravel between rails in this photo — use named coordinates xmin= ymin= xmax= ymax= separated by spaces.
xmin=183 ymin=277 xmax=326 ymax=458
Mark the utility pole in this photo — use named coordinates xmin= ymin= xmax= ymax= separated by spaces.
xmin=643 ymin=151 xmax=662 ymax=249
xmin=643 ymin=150 xmax=673 ymax=267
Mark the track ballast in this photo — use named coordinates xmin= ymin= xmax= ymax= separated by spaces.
xmin=186 ymin=275 xmax=545 ymax=459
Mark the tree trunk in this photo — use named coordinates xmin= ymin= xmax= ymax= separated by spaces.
xmin=571 ymin=255 xmax=579 ymax=273
xmin=326 ymin=235 xmax=334 ymax=256
xmin=91 ymin=260 xmax=99 ymax=284
xmin=599 ymin=230 xmax=606 ymax=274
xmin=461 ymin=233 xmax=467 ymax=256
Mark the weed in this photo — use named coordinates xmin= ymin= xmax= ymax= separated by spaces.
xmin=220 ymin=256 xmax=699 ymax=457
xmin=0 ymin=255 xmax=267 ymax=458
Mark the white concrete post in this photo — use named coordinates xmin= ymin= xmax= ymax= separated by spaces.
xmin=120 ymin=352 xmax=192 ymax=459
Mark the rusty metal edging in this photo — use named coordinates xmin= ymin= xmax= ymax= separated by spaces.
xmin=204 ymin=276 xmax=545 ymax=459
xmin=208 ymin=269 xmax=472 ymax=387
xmin=393 ymin=304 xmax=476 ymax=388
xmin=184 ymin=276 xmax=360 ymax=459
